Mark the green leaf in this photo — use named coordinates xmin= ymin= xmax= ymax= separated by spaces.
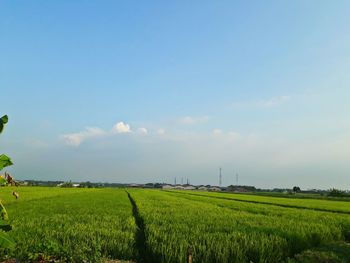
xmin=0 ymin=115 xmax=8 ymax=124
xmin=0 ymin=115 xmax=8 ymax=134
xmin=0 ymin=176 xmax=7 ymax=186
xmin=0 ymin=220 xmax=12 ymax=232
xmin=0 ymin=202 xmax=8 ymax=220
xmin=0 ymin=155 xmax=13 ymax=171
xmin=0 ymin=230 xmax=15 ymax=248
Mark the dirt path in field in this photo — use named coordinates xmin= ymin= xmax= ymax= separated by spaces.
xmin=126 ymin=191 xmax=159 ymax=263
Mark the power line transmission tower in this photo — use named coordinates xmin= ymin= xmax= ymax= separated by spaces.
xmin=236 ymin=173 xmax=239 ymax=186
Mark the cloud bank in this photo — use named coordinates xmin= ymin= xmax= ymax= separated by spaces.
xmin=62 ymin=127 xmax=106 ymax=146
xmin=62 ymin=122 xmax=161 ymax=146
xmin=112 ymin=122 xmax=131 ymax=133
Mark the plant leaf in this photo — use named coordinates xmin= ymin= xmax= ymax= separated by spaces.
xmin=0 ymin=115 xmax=8 ymax=134
xmin=0 ymin=115 xmax=8 ymax=124
xmin=0 ymin=220 xmax=12 ymax=232
xmin=0 ymin=155 xmax=13 ymax=171
xmin=0 ymin=202 xmax=9 ymax=220
xmin=0 ymin=230 xmax=15 ymax=248
xmin=0 ymin=176 xmax=7 ymax=186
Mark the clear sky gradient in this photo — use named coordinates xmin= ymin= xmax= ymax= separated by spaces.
xmin=1 ymin=1 xmax=350 ymax=189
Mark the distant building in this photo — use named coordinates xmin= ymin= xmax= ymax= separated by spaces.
xmin=162 ymin=185 xmax=197 ymax=190
xmin=183 ymin=186 xmax=196 ymax=190
xmin=209 ymin=187 xmax=221 ymax=192
xmin=162 ymin=185 xmax=175 ymax=190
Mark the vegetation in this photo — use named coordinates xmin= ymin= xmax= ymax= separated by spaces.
xmin=0 ymin=187 xmax=349 ymax=262
xmin=130 ymin=189 xmax=350 ymax=263
xmin=0 ymin=188 xmax=137 ymax=262
xmin=0 ymin=115 xmax=15 ymax=249
xmin=288 ymin=242 xmax=350 ymax=263
xmin=293 ymin=186 xmax=301 ymax=193
xmin=171 ymin=190 xmax=350 ymax=213
xmin=328 ymin=188 xmax=350 ymax=198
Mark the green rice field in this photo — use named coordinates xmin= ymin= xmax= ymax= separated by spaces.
xmin=1 ymin=187 xmax=350 ymax=262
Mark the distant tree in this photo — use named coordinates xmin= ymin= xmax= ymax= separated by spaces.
xmin=80 ymin=181 xmax=93 ymax=188
xmin=227 ymin=185 xmax=237 ymax=192
xmin=227 ymin=185 xmax=256 ymax=192
xmin=328 ymin=188 xmax=348 ymax=197
xmin=293 ymin=186 xmax=301 ymax=193
xmin=61 ymin=181 xmax=73 ymax=188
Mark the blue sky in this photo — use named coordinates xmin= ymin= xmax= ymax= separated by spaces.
xmin=1 ymin=1 xmax=350 ymax=189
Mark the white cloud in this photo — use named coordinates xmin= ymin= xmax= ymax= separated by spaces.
xmin=157 ymin=129 xmax=165 ymax=135
xmin=179 ymin=116 xmax=209 ymax=125
xmin=112 ymin=122 xmax=131 ymax=133
xmin=212 ymin=129 xmax=223 ymax=135
xmin=138 ymin=127 xmax=148 ymax=134
xmin=62 ymin=121 xmax=152 ymax=146
xmin=62 ymin=127 xmax=106 ymax=146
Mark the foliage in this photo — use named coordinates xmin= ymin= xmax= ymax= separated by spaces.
xmin=293 ymin=186 xmax=301 ymax=193
xmin=227 ymin=185 xmax=256 ymax=192
xmin=288 ymin=242 xmax=350 ymax=263
xmin=79 ymin=181 xmax=94 ymax=188
xmin=1 ymin=187 xmax=350 ymax=262
xmin=59 ymin=181 xmax=73 ymax=188
xmin=0 ymin=188 xmax=137 ymax=262
xmin=129 ymin=189 xmax=350 ymax=263
xmin=0 ymin=115 xmax=15 ymax=249
xmin=176 ymin=190 xmax=350 ymax=213
xmin=328 ymin=188 xmax=349 ymax=198
xmin=0 ymin=115 xmax=8 ymax=134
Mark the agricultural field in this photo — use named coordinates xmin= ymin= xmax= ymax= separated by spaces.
xmin=170 ymin=190 xmax=350 ymax=214
xmin=0 ymin=187 xmax=350 ymax=262
xmin=0 ymin=187 xmax=137 ymax=262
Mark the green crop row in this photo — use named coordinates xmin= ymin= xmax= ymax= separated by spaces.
xmin=0 ymin=188 xmax=137 ymax=262
xmin=1 ymin=187 xmax=350 ymax=262
xmin=170 ymin=190 xmax=350 ymax=214
xmin=0 ymin=186 xmax=96 ymax=205
xmin=129 ymin=189 xmax=350 ymax=263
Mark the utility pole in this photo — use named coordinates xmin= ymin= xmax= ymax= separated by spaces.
xmin=175 ymin=177 xmax=176 ymax=185
xmin=219 ymin=167 xmax=222 ymax=187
